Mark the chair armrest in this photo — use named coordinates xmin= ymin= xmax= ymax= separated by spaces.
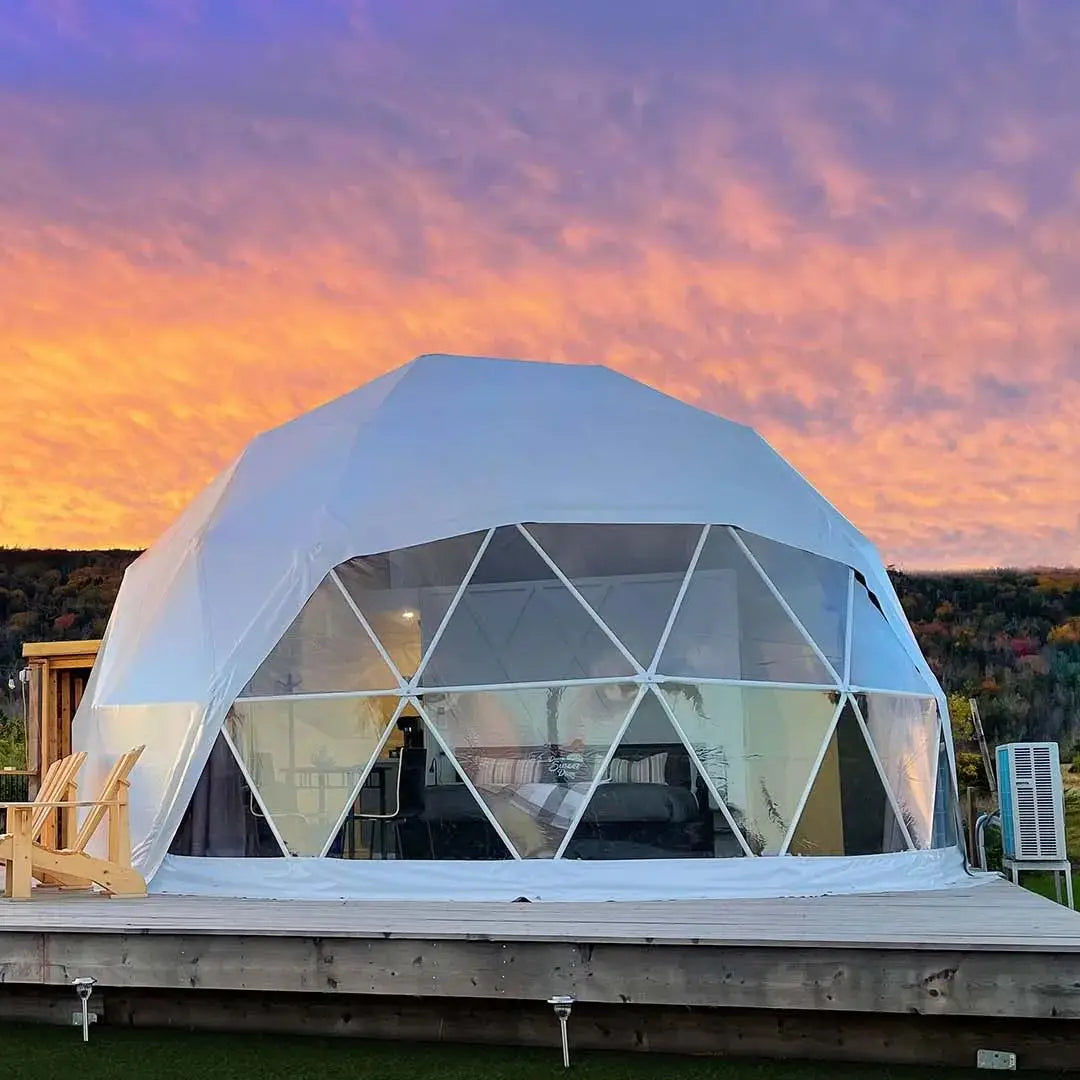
xmin=0 ymin=799 xmax=120 ymax=809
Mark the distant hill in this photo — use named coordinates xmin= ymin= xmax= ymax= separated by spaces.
xmin=891 ymin=566 xmax=1080 ymax=747
xmin=2 ymin=549 xmax=1079 ymax=752
xmin=0 ymin=549 xmax=137 ymax=682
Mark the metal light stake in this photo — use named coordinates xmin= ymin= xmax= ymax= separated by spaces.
xmin=72 ymin=977 xmax=96 ymax=1042
xmin=547 ymin=995 xmax=575 ymax=1068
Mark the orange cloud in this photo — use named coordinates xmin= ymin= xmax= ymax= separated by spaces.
xmin=0 ymin=18 xmax=1078 ymax=571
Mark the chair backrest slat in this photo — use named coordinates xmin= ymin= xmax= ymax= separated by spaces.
xmin=30 ymin=752 xmax=87 ymax=838
xmin=34 ymin=758 xmax=65 ymax=804
xmin=71 ymin=746 xmax=144 ymax=853
xmin=27 ymin=758 xmax=65 ymax=838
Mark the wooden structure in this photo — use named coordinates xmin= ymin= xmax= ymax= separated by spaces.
xmin=0 ymin=751 xmax=86 ymax=897
xmin=5 ymin=751 xmax=85 ymax=854
xmin=21 ymin=640 xmax=101 ymax=806
xmin=0 ymin=747 xmax=145 ymax=900
xmin=1 ymin=878 xmax=1080 ymax=1067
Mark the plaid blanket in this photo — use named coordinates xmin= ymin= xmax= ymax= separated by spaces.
xmin=497 ymin=781 xmax=596 ymax=830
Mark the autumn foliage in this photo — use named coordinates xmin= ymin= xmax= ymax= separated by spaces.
xmin=1 ymin=552 xmax=1079 ymax=752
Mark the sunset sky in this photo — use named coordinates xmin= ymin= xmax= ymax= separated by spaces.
xmin=1 ymin=1 xmax=1078 ymax=569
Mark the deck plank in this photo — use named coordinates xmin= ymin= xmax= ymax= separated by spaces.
xmin=3 ymin=879 xmax=1080 ymax=1021
xmin=2 ymin=877 xmax=1079 ymax=951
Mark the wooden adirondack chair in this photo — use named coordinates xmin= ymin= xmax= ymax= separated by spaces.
xmin=0 ymin=746 xmax=146 ymax=900
xmin=0 ymin=749 xmax=86 ymax=895
xmin=0 ymin=750 xmax=86 ymax=845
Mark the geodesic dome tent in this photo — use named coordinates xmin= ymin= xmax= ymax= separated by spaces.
xmin=74 ymin=354 xmax=964 ymax=900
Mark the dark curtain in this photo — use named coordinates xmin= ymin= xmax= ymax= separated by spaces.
xmin=169 ymin=734 xmax=261 ymax=857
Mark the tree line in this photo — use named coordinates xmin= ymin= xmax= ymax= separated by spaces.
xmin=1 ymin=550 xmax=1079 ymax=763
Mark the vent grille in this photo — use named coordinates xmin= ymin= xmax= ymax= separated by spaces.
xmin=1001 ymin=742 xmax=1065 ymax=861
xmin=1033 ymin=744 xmax=1059 ymax=854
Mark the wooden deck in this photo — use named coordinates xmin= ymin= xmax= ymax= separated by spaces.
xmin=2 ymin=875 xmax=1079 ymax=950
xmin=3 ymin=878 xmax=1080 ymax=1067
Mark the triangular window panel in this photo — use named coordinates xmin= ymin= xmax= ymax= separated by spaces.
xmin=659 ymin=682 xmax=839 ymax=854
xmin=931 ymin=730 xmax=961 ymax=850
xmin=422 ymin=681 xmax=641 ymax=857
xmin=420 ymin=526 xmax=635 ymax=688
xmin=861 ymin=694 xmax=941 ymax=849
xmin=168 ymin=733 xmax=284 ymax=858
xmin=657 ymin=527 xmax=835 ymax=685
xmin=563 ymin=688 xmax=746 ymax=860
xmin=788 ymin=698 xmax=908 ymax=856
xmin=225 ymin=695 xmax=399 ymax=856
xmin=738 ymin=530 xmax=849 ymax=677
xmin=524 ymin=524 xmax=702 ymax=668
xmin=324 ymin=710 xmax=514 ymax=860
xmin=848 ymin=582 xmax=931 ymax=694
xmin=334 ymin=531 xmax=488 ymax=682
xmin=241 ymin=575 xmax=398 ymax=697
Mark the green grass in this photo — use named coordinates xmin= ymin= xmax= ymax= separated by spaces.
xmin=1066 ymin=783 xmax=1080 ymax=858
xmin=980 ymin=778 xmax=1080 ymax=906
xmin=1018 ymin=870 xmax=1080 ymax=903
xmin=0 ymin=1025 xmax=1069 ymax=1080
xmin=1013 ymin=783 xmax=1080 ymax=904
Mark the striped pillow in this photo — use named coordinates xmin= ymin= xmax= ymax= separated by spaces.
xmin=607 ymin=752 xmax=668 ymax=784
xmin=473 ymin=756 xmax=545 ymax=788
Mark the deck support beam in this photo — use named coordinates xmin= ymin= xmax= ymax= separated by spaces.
xmin=2 ymin=986 xmax=1080 ymax=1070
xmin=3 ymin=931 xmax=1080 ymax=1020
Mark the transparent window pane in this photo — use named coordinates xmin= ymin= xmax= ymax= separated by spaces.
xmin=226 ymin=696 xmax=399 ymax=856
xmin=849 ymin=582 xmax=931 ymax=694
xmin=659 ymin=683 xmax=839 ymax=853
xmin=738 ymin=530 xmax=849 ymax=675
xmin=524 ymin=524 xmax=702 ymax=668
xmin=168 ymin=734 xmax=283 ymax=857
xmin=932 ymin=731 xmax=961 ymax=849
xmin=861 ymin=694 xmax=940 ymax=849
xmin=324 ymin=711 xmax=514 ymax=861
xmin=241 ymin=575 xmax=398 ymax=696
xmin=658 ymin=528 xmax=834 ymax=685
xmin=788 ymin=699 xmax=908 ymax=856
xmin=423 ymin=681 xmax=640 ymax=857
xmin=421 ymin=526 xmax=635 ymax=687
xmin=334 ymin=531 xmax=487 ymax=682
xmin=563 ymin=688 xmax=745 ymax=860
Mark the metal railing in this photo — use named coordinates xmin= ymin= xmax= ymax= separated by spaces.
xmin=975 ymin=809 xmax=1001 ymax=870
xmin=0 ymin=770 xmax=34 ymax=831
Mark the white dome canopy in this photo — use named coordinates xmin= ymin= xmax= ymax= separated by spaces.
xmin=74 ymin=354 xmax=963 ymax=900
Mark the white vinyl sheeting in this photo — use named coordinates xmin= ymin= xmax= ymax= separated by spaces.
xmin=150 ymin=847 xmax=979 ymax=902
xmin=72 ymin=354 xmax=958 ymax=898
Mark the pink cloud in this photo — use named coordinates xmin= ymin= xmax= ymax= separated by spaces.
xmin=0 ymin=6 xmax=1078 ymax=570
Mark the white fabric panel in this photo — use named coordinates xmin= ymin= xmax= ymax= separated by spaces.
xmin=71 ymin=354 xmax=955 ymax=887
xmin=74 ymin=702 xmax=203 ymax=866
xmin=88 ymin=458 xmax=240 ymax=706
xmin=150 ymin=846 xmax=981 ymax=902
xmin=103 ymin=557 xmax=215 ymax=706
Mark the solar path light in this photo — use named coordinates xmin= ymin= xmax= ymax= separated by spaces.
xmin=547 ymin=995 xmax=575 ymax=1067
xmin=71 ymin=977 xmax=97 ymax=1042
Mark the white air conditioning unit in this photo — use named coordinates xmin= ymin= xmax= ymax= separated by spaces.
xmin=996 ymin=742 xmax=1066 ymax=861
